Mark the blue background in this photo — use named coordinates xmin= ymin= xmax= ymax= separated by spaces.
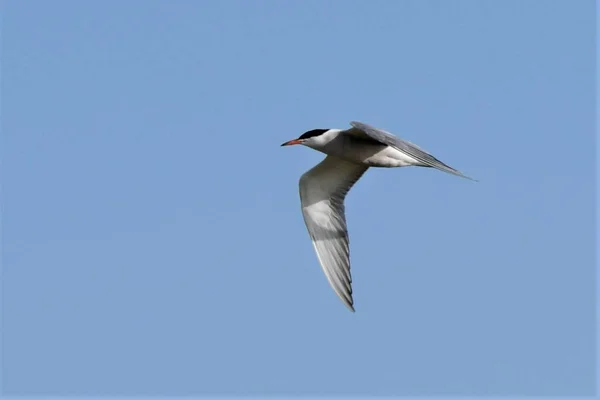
xmin=1 ymin=0 xmax=596 ymax=396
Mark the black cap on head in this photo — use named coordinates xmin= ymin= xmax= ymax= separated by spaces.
xmin=298 ymin=129 xmax=329 ymax=140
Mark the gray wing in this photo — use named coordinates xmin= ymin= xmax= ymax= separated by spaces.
xmin=348 ymin=121 xmax=476 ymax=181
xmin=299 ymin=155 xmax=369 ymax=312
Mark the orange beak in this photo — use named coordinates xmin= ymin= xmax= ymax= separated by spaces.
xmin=280 ymin=139 xmax=303 ymax=146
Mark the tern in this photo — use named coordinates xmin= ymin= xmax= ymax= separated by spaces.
xmin=281 ymin=121 xmax=475 ymax=312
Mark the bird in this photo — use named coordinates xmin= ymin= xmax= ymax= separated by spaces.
xmin=281 ymin=121 xmax=475 ymax=312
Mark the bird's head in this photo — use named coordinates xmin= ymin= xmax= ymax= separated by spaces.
xmin=280 ymin=129 xmax=331 ymax=148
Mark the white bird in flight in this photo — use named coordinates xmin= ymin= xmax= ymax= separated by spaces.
xmin=281 ymin=121 xmax=475 ymax=312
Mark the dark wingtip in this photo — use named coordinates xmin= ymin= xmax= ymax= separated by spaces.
xmin=459 ymin=173 xmax=478 ymax=182
xmin=346 ymin=302 xmax=355 ymax=312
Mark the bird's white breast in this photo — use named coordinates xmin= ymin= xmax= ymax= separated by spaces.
xmin=361 ymin=145 xmax=419 ymax=167
xmin=320 ymin=135 xmax=418 ymax=168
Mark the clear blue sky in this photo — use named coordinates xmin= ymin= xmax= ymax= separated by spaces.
xmin=1 ymin=0 xmax=596 ymax=397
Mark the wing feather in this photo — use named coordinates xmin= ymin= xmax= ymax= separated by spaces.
xmin=299 ymin=155 xmax=368 ymax=312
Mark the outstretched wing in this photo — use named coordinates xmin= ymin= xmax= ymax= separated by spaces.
xmin=348 ymin=121 xmax=476 ymax=181
xmin=299 ymin=155 xmax=369 ymax=312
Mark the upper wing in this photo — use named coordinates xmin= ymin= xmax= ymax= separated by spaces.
xmin=299 ymin=155 xmax=369 ymax=312
xmin=348 ymin=121 xmax=476 ymax=181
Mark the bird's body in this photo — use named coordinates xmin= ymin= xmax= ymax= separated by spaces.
xmin=310 ymin=130 xmax=420 ymax=167
xmin=281 ymin=121 xmax=475 ymax=312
